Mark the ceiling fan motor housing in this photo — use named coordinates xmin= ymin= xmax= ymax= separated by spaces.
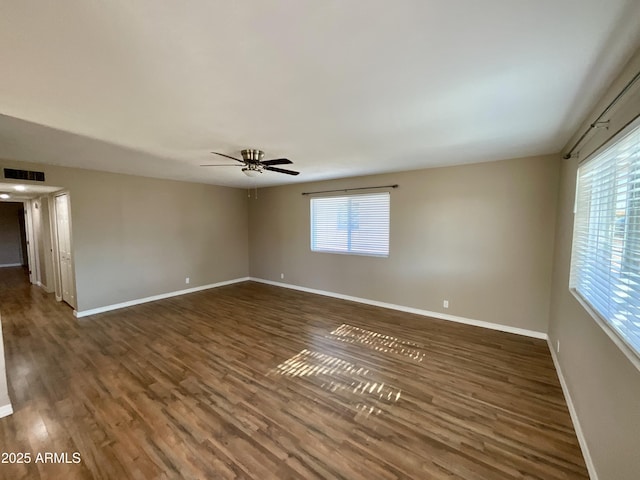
xmin=241 ymin=149 xmax=265 ymax=163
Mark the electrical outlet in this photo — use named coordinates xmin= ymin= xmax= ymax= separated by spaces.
xmin=556 ymin=340 xmax=560 ymax=353
xmin=443 ymin=300 xmax=449 ymax=309
xmin=185 ymin=277 xmax=190 ymax=284
xmin=280 ymin=273 xmax=284 ymax=279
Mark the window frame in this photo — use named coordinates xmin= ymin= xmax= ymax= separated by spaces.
xmin=309 ymin=191 xmax=390 ymax=258
xmin=569 ymin=115 xmax=640 ymax=370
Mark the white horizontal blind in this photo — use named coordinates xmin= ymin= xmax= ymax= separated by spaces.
xmin=311 ymin=192 xmax=390 ymax=257
xmin=570 ymin=123 xmax=640 ymax=355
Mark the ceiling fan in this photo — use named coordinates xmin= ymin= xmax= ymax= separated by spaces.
xmin=201 ymin=149 xmax=300 ymax=177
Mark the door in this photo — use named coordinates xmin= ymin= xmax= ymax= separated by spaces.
xmin=27 ymin=200 xmax=42 ymax=285
xmin=55 ymin=193 xmax=75 ymax=306
xmin=22 ymin=201 xmax=38 ymax=283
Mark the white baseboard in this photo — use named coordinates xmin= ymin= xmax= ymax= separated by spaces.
xmin=74 ymin=277 xmax=250 ymax=318
xmin=249 ymin=277 xmax=547 ymax=340
xmin=36 ymin=281 xmax=53 ymax=294
xmin=0 ymin=263 xmax=22 ymax=268
xmin=0 ymin=403 xmax=13 ymax=418
xmin=547 ymin=340 xmax=598 ymax=480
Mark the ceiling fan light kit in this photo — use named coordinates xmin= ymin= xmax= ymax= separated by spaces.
xmin=242 ymin=167 xmax=261 ymax=177
xmin=201 ymin=149 xmax=300 ymax=177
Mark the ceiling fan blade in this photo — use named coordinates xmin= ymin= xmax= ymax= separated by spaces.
xmin=211 ymin=152 xmax=244 ymax=163
xmin=200 ymin=164 xmax=243 ymax=167
xmin=261 ymin=158 xmax=292 ymax=166
xmin=265 ymin=166 xmax=300 ymax=176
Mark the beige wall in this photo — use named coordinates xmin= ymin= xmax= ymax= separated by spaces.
xmin=0 ymin=202 xmax=24 ymax=266
xmin=0 ymin=160 xmax=250 ymax=312
xmin=548 ymin=49 xmax=640 ymax=480
xmin=250 ymin=154 xmax=560 ymax=333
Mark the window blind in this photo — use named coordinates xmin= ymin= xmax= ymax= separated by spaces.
xmin=570 ymin=122 xmax=640 ymax=355
xmin=310 ymin=192 xmax=390 ymax=257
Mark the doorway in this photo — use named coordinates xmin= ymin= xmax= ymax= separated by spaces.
xmin=0 ymin=183 xmax=73 ymax=307
xmin=0 ymin=202 xmax=28 ymax=270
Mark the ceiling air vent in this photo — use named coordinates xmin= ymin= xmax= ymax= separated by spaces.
xmin=4 ymin=168 xmax=45 ymax=182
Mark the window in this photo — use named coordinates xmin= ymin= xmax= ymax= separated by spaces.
xmin=570 ymin=122 xmax=640 ymax=357
xmin=310 ymin=192 xmax=390 ymax=257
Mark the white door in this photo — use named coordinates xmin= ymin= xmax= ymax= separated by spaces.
xmin=55 ymin=194 xmax=75 ymax=306
xmin=23 ymin=200 xmax=39 ymax=284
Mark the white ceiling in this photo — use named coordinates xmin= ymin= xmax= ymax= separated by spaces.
xmin=0 ymin=182 xmax=62 ymax=201
xmin=0 ymin=1 xmax=639 ymax=188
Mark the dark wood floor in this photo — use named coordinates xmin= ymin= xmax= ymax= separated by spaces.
xmin=0 ymin=267 xmax=588 ymax=479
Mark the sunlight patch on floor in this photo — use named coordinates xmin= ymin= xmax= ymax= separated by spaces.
xmin=269 ymin=349 xmax=402 ymax=419
xmin=329 ymin=324 xmax=425 ymax=362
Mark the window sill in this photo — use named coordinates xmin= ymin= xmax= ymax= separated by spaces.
xmin=569 ymin=288 xmax=640 ymax=372
xmin=310 ymin=249 xmax=388 ymax=258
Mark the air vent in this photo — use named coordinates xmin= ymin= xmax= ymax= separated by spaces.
xmin=4 ymin=168 xmax=45 ymax=182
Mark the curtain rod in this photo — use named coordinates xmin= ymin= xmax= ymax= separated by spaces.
xmin=301 ymin=184 xmax=398 ymax=196
xmin=563 ymin=69 xmax=640 ymax=159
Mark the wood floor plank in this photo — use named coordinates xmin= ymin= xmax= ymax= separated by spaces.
xmin=0 ymin=267 xmax=588 ymax=479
